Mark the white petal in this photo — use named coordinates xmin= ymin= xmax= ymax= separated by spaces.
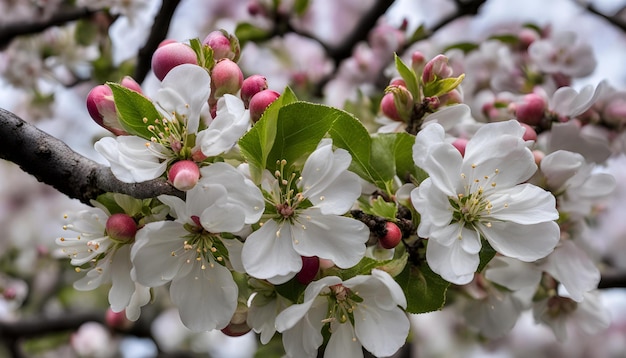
xmin=487 ymin=184 xmax=558 ymax=224
xmin=540 ymin=150 xmax=585 ymax=190
xmin=326 ymin=322 xmax=363 ymax=358
xmin=125 ymin=284 xmax=151 ymax=321
xmin=200 ymin=201 xmax=246 ymax=233
xmin=426 ymin=239 xmax=477 ymax=285
xmin=198 ymin=95 xmax=250 ymax=156
xmin=276 ymin=276 xmax=339 ymax=332
xmin=420 ymin=143 xmax=462 ymax=197
xmin=413 ymin=122 xmax=446 ymax=169
xmin=156 ymin=194 xmax=187 ymax=221
xmin=291 ymin=208 xmax=368 ymax=269
xmin=222 ymin=238 xmax=245 ymax=273
xmin=280 ymin=300 xmax=328 ymax=358
xmin=158 ymin=64 xmax=211 ymax=133
xmin=542 ymin=240 xmax=600 ymax=302
xmin=108 ymin=246 xmax=135 ymax=313
xmin=411 ymin=179 xmax=454 ymax=238
xmin=131 ymin=221 xmax=187 ymax=287
xmin=95 ymin=136 xmax=169 ymax=182
xmin=242 ymin=220 xmax=302 ymax=280
xmin=354 ymin=304 xmax=409 ymax=357
xmin=169 ymin=257 xmax=238 ymax=331
xmin=309 ymin=170 xmax=361 ymax=216
xmin=480 ymin=221 xmax=560 ymax=262
xmin=186 ymin=183 xmax=227 ymax=221
xmin=485 ymin=256 xmax=542 ymax=291
xmin=301 ymin=143 xmax=352 ymax=202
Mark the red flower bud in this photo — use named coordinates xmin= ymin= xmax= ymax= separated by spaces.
xmin=296 ymin=256 xmax=320 ymax=285
xmin=167 ymin=160 xmax=200 ymax=191
xmin=105 ymin=309 xmax=133 ymax=330
xmin=249 ymin=89 xmax=280 ymax=122
xmin=515 ymin=93 xmax=546 ymax=126
xmin=422 ymin=54 xmax=453 ymax=84
xmin=86 ymin=85 xmax=127 ymax=136
xmin=203 ymin=30 xmax=240 ymax=61
xmin=211 ymin=59 xmax=244 ymax=97
xmin=106 ymin=213 xmax=137 ymax=243
xmin=379 ymin=222 xmax=402 ymax=249
xmin=241 ymin=75 xmax=268 ymax=107
xmin=151 ymin=42 xmax=197 ymax=81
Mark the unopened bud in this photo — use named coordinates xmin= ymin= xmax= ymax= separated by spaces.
xmin=411 ymin=51 xmax=426 ymax=73
xmin=379 ymin=222 xmax=402 ymax=249
xmin=296 ymin=256 xmax=320 ymax=285
xmin=167 ymin=160 xmax=200 ymax=191
xmin=389 ymin=78 xmax=407 ymax=88
xmin=151 ymin=42 xmax=198 ymax=81
xmin=422 ymin=54 xmax=453 ymax=84
xmin=241 ymin=75 xmax=268 ymax=107
xmin=106 ymin=213 xmax=137 ymax=243
xmin=249 ymin=89 xmax=281 ymax=122
xmin=515 ymin=93 xmax=546 ymax=126
xmin=221 ymin=302 xmax=251 ymax=337
xmin=120 ymin=76 xmax=142 ymax=94
xmin=105 ymin=308 xmax=133 ymax=330
xmin=452 ymin=138 xmax=468 ymax=156
xmin=211 ymin=59 xmax=243 ymax=97
xmin=521 ymin=122 xmax=538 ymax=142
xmin=381 ymin=86 xmax=413 ymax=122
xmin=86 ymin=85 xmax=127 ymax=136
xmin=203 ymin=30 xmax=240 ymax=61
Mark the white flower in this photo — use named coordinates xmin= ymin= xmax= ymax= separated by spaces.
xmin=275 ymin=269 xmax=409 ymax=358
xmin=528 ymin=31 xmax=596 ymax=78
xmin=95 ymin=64 xmax=211 ymax=183
xmin=241 ymin=139 xmax=369 ymax=284
xmin=540 ymin=150 xmax=615 ymax=218
xmin=195 ymin=94 xmax=250 ymax=157
xmin=549 ymin=81 xmax=607 ymax=118
xmin=411 ymin=120 xmax=560 ymax=284
xmin=131 ymin=162 xmax=264 ymax=331
xmin=56 ymin=208 xmax=149 ymax=321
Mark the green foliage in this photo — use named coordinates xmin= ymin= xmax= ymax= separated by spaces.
xmin=235 ymin=22 xmax=271 ymax=46
xmin=422 ymin=74 xmax=466 ymax=98
xmin=394 ymin=53 xmax=420 ymax=101
xmin=442 ymin=42 xmax=479 ymax=54
xmin=293 ymin=0 xmax=310 ymax=15
xmin=395 ymin=259 xmax=450 ymax=314
xmin=108 ymin=82 xmax=161 ymax=140
xmin=188 ymin=38 xmax=215 ymax=70
xmin=363 ymin=197 xmax=398 ymax=221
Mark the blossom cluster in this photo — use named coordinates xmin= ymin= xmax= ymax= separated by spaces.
xmin=53 ymin=24 xmax=621 ymax=357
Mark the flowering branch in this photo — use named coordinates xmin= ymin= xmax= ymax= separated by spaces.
xmin=0 ymin=6 xmax=95 ymax=49
xmin=0 ymin=108 xmax=183 ymax=204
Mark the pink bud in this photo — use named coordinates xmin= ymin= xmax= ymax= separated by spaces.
xmin=452 ymin=138 xmax=468 ymax=156
xmin=381 ymin=93 xmax=402 ymax=121
xmin=381 ymin=86 xmax=413 ymax=122
xmin=422 ymin=54 xmax=453 ymax=84
xmin=379 ymin=222 xmax=402 ymax=249
xmin=389 ymin=78 xmax=407 ymax=88
xmin=167 ymin=160 xmax=200 ymax=191
xmin=515 ymin=93 xmax=546 ymax=126
xmin=86 ymin=85 xmax=127 ymax=136
xmin=105 ymin=309 xmax=133 ymax=330
xmin=211 ymin=59 xmax=243 ymax=97
xmin=203 ymin=30 xmax=239 ymax=61
xmin=296 ymin=256 xmax=320 ymax=285
xmin=151 ymin=42 xmax=197 ymax=81
xmin=157 ymin=39 xmax=177 ymax=48
xmin=533 ymin=149 xmax=545 ymax=166
xmin=106 ymin=213 xmax=137 ymax=243
xmin=411 ymin=51 xmax=426 ymax=73
xmin=521 ymin=122 xmax=538 ymax=142
xmin=3 ymin=286 xmax=17 ymax=300
xmin=249 ymin=89 xmax=281 ymax=122
xmin=241 ymin=75 xmax=268 ymax=107
xmin=120 ymin=76 xmax=142 ymax=94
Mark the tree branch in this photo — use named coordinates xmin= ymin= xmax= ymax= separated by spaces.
xmin=0 ymin=108 xmax=183 ymax=205
xmin=0 ymin=6 xmax=96 ymax=49
xmin=578 ymin=2 xmax=626 ymax=33
xmin=134 ymin=0 xmax=182 ymax=83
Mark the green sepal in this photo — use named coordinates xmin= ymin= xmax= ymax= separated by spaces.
xmin=394 ymin=53 xmax=420 ymax=101
xmin=235 ymin=22 xmax=271 ymax=46
xmin=188 ymin=38 xmax=214 ymax=71
xmin=108 ymin=82 xmax=161 ymax=140
xmin=422 ymin=74 xmax=465 ymax=98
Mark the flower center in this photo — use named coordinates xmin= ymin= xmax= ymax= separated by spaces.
xmin=449 ymin=165 xmax=500 ymax=226
xmin=176 ymin=216 xmax=229 ymax=267
xmin=143 ymin=108 xmax=194 ymax=158
xmin=322 ymin=284 xmax=363 ymax=325
xmin=265 ymin=159 xmax=309 ymax=222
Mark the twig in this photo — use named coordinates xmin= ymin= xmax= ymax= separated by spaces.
xmin=0 ymin=6 xmax=95 ymax=49
xmin=0 ymin=108 xmax=183 ymax=205
xmin=579 ymin=2 xmax=626 ymax=33
xmin=134 ymin=0 xmax=182 ymax=83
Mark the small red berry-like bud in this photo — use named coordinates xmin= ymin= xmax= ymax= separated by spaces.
xmin=167 ymin=160 xmax=200 ymax=191
xmin=296 ymin=256 xmax=320 ymax=285
xmin=249 ymin=89 xmax=281 ymax=122
xmin=379 ymin=222 xmax=402 ymax=249
xmin=389 ymin=78 xmax=407 ymax=88
xmin=86 ymin=85 xmax=127 ymax=136
xmin=381 ymin=86 xmax=413 ymax=122
xmin=211 ymin=59 xmax=244 ymax=97
xmin=221 ymin=303 xmax=251 ymax=337
xmin=202 ymin=30 xmax=240 ymax=61
xmin=241 ymin=75 xmax=268 ymax=107
xmin=106 ymin=213 xmax=137 ymax=243
xmin=105 ymin=309 xmax=133 ymax=330
xmin=381 ymin=93 xmax=402 ymax=121
xmin=515 ymin=93 xmax=546 ymax=126
xmin=452 ymin=138 xmax=468 ymax=156
xmin=151 ymin=42 xmax=197 ymax=81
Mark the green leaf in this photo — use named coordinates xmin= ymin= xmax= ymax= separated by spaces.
xmin=294 ymin=0 xmax=310 ymax=15
xmin=108 ymin=82 xmax=160 ymax=140
xmin=239 ymin=88 xmax=298 ymax=183
xmin=408 ymin=24 xmax=428 ymax=44
xmin=488 ymin=34 xmax=519 ymax=44
xmin=422 ymin=74 xmax=465 ymax=98
xmin=394 ymin=53 xmax=420 ymax=101
xmin=478 ymin=239 xmax=496 ymax=272
xmin=396 ymin=261 xmax=450 ymax=314
xmin=235 ymin=22 xmax=271 ymax=46
xmin=274 ymin=278 xmax=306 ymax=303
xmin=188 ymin=38 xmax=214 ymax=70
xmin=368 ymin=197 xmax=397 ymax=221
xmin=442 ymin=42 xmax=479 ymax=54
xmin=324 ymin=256 xmax=392 ymax=281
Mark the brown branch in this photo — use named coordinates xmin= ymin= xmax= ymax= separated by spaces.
xmin=598 ymin=272 xmax=626 ymax=289
xmin=0 ymin=6 xmax=96 ymax=49
xmin=579 ymin=2 xmax=626 ymax=33
xmin=134 ymin=0 xmax=182 ymax=83
xmin=0 ymin=108 xmax=183 ymax=205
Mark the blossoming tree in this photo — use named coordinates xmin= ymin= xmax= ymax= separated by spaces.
xmin=1 ymin=0 xmax=626 ymax=357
